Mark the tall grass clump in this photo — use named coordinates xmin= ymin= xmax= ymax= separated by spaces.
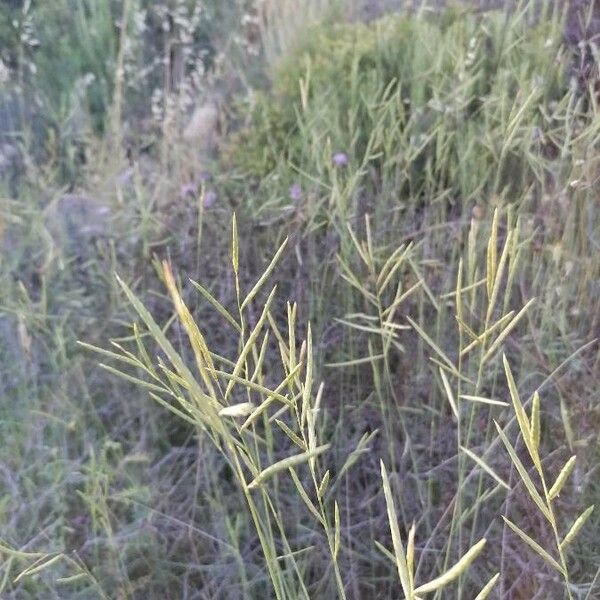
xmin=226 ymin=2 xmax=569 ymax=210
xmin=86 ymin=210 xmax=593 ymax=598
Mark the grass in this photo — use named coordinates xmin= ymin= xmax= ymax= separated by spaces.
xmin=0 ymin=0 xmax=599 ymax=598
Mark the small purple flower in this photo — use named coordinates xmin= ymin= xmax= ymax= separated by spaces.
xmin=203 ymin=187 xmax=218 ymax=208
xmin=180 ymin=182 xmax=199 ymax=198
xmin=332 ymin=152 xmax=349 ymax=168
xmin=288 ymin=182 xmax=302 ymax=202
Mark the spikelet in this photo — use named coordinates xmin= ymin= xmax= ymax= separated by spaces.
xmin=415 ymin=539 xmax=486 ymax=594
xmin=548 ymin=456 xmax=577 ymax=500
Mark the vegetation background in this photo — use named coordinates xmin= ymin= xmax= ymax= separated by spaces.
xmin=0 ymin=0 xmax=599 ymax=598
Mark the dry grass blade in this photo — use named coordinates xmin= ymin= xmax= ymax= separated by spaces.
xmin=336 ymin=430 xmax=378 ymax=482
xmin=431 ymin=358 xmax=475 ymax=384
xmin=288 ymin=468 xmax=326 ymax=526
xmin=287 ymin=302 xmax=297 ymax=370
xmin=455 ymin=258 xmax=463 ymax=323
xmin=149 ymin=392 xmax=204 ymax=427
xmin=325 ymin=354 xmax=385 ymax=368
xmin=346 ymin=223 xmax=371 ymax=268
xmin=474 ymin=573 xmax=500 ymax=600
xmin=209 ymin=366 xmax=296 ymax=407
xmin=377 ymin=243 xmax=413 ymax=293
xmin=459 ymin=311 xmax=514 ymax=357
xmin=240 ymin=364 xmax=303 ymax=431
xmin=240 ymin=238 xmax=288 ymax=311
xmin=225 ymin=286 xmax=277 ymax=400
xmin=407 ymin=257 xmax=440 ymax=312
xmin=247 ymin=444 xmax=330 ymax=490
xmin=231 ymin=212 xmax=239 ymax=275
xmin=335 ymin=318 xmax=402 ymax=337
xmin=56 ymin=573 xmax=89 ymax=584
xmin=502 ymin=516 xmax=564 ymax=574
xmin=439 ymin=367 xmax=458 ymax=419
xmin=455 ymin=316 xmax=479 ymax=342
xmin=442 ymin=277 xmax=486 ymax=300
xmin=251 ymin=330 xmax=270 ymax=383
xmin=407 ymin=316 xmax=455 ymax=371
xmin=530 ymin=391 xmax=541 ymax=451
xmin=0 ymin=542 xmax=44 ymax=560
xmin=377 ymin=241 xmax=411 ymax=285
xmin=133 ymin=322 xmax=157 ymax=375
xmin=333 ymin=500 xmax=341 ymax=560
xmin=414 ymin=538 xmax=486 ymax=594
xmin=382 ymin=281 xmax=423 ymax=319
xmin=482 ymin=299 xmax=535 ymax=363
xmin=502 ymin=355 xmax=540 ymax=470
xmin=460 ymin=446 xmax=510 ymax=490
xmin=190 ymin=279 xmax=241 ymax=332
xmin=380 ymin=460 xmax=412 ymax=599
xmin=560 ymin=397 xmax=575 ymax=451
xmin=548 ymin=456 xmax=577 ymax=500
xmin=459 ymin=394 xmax=509 ymax=407
xmin=337 ymin=255 xmax=378 ymax=304
xmin=115 ymin=275 xmax=221 ymax=429
xmin=77 ymin=341 xmax=143 ymax=369
xmin=375 ymin=540 xmax=398 ymax=566
xmin=485 ymin=229 xmax=512 ymax=323
xmin=406 ymin=523 xmax=416 ymax=592
xmin=300 ymin=323 xmax=313 ymax=429
xmin=318 ymin=470 xmax=330 ymax=499
xmin=275 ymin=419 xmax=306 ymax=449
xmin=163 ymin=261 xmax=218 ymax=394
xmin=98 ymin=363 xmax=168 ymax=394
xmin=495 ymin=422 xmax=551 ymax=521
xmin=14 ymin=554 xmax=63 ymax=583
xmin=486 ymin=208 xmax=499 ymax=300
xmin=502 ymin=356 xmax=528 ymax=434
xmin=560 ymin=506 xmax=594 ymax=551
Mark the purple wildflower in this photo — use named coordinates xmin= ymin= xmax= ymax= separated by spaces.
xmin=180 ymin=182 xmax=198 ymax=198
xmin=203 ymin=188 xmax=218 ymax=208
xmin=332 ymin=152 xmax=349 ymax=168
xmin=288 ymin=182 xmax=302 ymax=202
